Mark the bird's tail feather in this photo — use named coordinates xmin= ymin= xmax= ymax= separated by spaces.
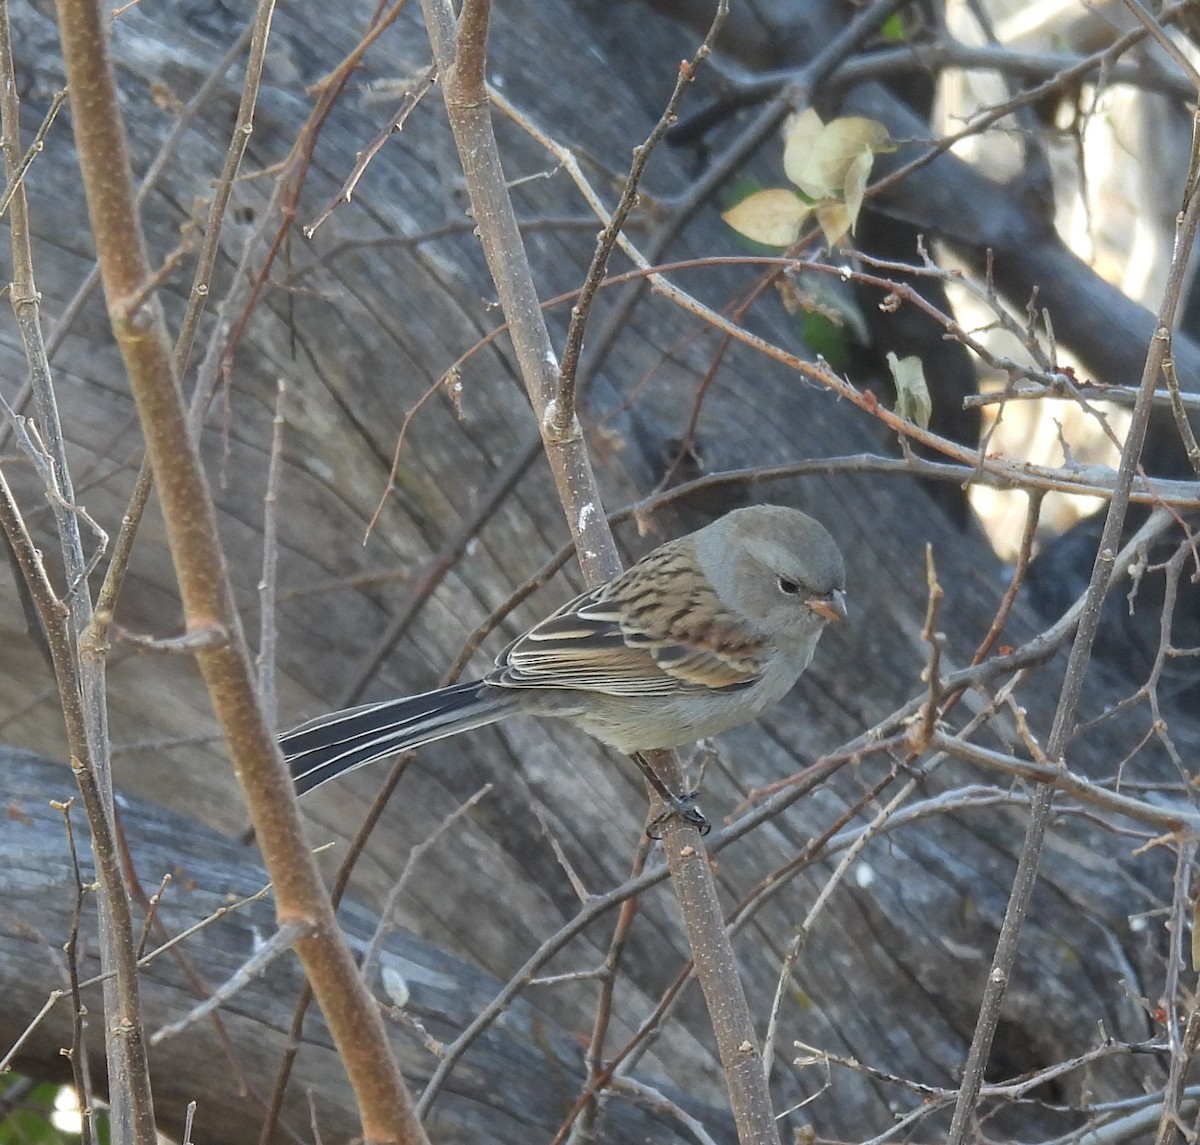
xmin=282 ymin=681 xmax=516 ymax=795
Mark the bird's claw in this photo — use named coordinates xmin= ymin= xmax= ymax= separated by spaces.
xmin=647 ymin=790 xmax=710 ymax=838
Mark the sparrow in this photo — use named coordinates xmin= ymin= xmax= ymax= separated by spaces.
xmin=281 ymin=504 xmax=846 ymax=825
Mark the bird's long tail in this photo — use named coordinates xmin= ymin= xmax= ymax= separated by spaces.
xmin=281 ymin=681 xmax=517 ymax=795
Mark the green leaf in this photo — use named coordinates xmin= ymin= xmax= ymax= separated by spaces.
xmin=0 ymin=1078 xmax=110 ymax=1145
xmin=0 ymin=1080 xmax=66 ymax=1145
xmin=802 ymin=311 xmax=852 ymax=368
xmin=880 ymin=12 xmax=906 ymax=42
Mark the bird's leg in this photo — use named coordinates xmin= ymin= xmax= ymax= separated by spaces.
xmin=630 ymin=751 xmax=710 ymax=837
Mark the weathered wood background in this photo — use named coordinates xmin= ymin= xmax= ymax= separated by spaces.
xmin=2 ymin=0 xmax=1195 ymax=1141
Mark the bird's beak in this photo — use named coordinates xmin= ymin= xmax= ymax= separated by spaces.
xmin=808 ymin=588 xmax=848 ymax=623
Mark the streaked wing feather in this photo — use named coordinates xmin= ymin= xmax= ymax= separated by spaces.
xmin=490 ymin=544 xmax=765 ymax=696
xmin=651 ymin=642 xmax=759 ymax=689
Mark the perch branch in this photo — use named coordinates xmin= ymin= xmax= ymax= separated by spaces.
xmin=419 ymin=2 xmax=784 ymax=1138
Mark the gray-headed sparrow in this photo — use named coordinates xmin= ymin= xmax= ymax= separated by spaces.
xmin=282 ymin=505 xmax=846 ymax=820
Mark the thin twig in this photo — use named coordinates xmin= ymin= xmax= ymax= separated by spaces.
xmin=150 ymin=920 xmax=307 ymax=1044
xmin=566 ymin=833 xmax=652 ymax=1143
xmin=761 ymin=774 xmax=920 ymax=1086
xmin=963 ymin=380 xmax=1200 ymax=413
xmin=945 ymin=45 xmax=1200 ymax=1140
xmin=54 ymin=798 xmax=96 ymax=1145
xmin=1162 ymin=325 xmax=1200 ymax=480
xmin=915 ymin=545 xmax=945 ymax=752
xmin=358 ymin=784 xmax=492 ymax=989
xmin=0 ymin=991 xmax=64 ymax=1075
xmin=927 ymin=732 xmax=1200 ymax=834
xmin=552 ymin=1 xmax=727 ymax=433
xmin=177 ymin=0 xmax=277 ymax=381
xmin=257 ymin=380 xmax=286 ymax=724
xmin=343 ymin=427 xmax=542 ymax=705
xmin=607 ymin=1077 xmax=723 ymax=1145
xmin=0 ymin=89 xmax=67 ymax=220
xmin=1121 ymin=0 xmax=1200 ymax=90
xmin=304 ymin=65 xmax=437 ymax=238
xmin=1154 ymin=838 xmax=1199 ymax=1145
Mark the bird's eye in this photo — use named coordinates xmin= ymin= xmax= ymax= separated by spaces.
xmin=777 ymin=577 xmax=800 ymax=595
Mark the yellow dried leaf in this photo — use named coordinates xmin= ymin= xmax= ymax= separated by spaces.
xmin=782 ymin=108 xmax=825 ymax=191
xmin=790 ymin=116 xmax=892 ymax=199
xmin=722 ymin=188 xmax=809 ymax=247
xmin=816 ymin=201 xmax=852 ymax=247
xmin=842 ymin=148 xmax=875 ymax=233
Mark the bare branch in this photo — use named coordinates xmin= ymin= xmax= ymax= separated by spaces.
xmin=49 ymin=0 xmax=428 ymax=1138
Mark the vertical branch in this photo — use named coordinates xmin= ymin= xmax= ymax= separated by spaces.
xmin=257 ymin=380 xmax=287 ymax=723
xmin=572 ymin=835 xmax=653 ymax=1141
xmin=427 ymin=0 xmax=619 ymax=581
xmin=49 ymin=1 xmax=430 ymax=1141
xmin=56 ymin=798 xmax=97 ymax=1145
xmin=0 ymin=469 xmax=157 ymax=1145
xmin=0 ymin=3 xmax=154 ymax=1141
xmin=174 ymin=0 xmax=277 ymax=380
xmin=0 ymin=11 xmax=91 ymax=624
xmin=419 ymin=1 xmax=783 ymax=1140
xmin=1156 ymin=837 xmax=1200 ymax=1145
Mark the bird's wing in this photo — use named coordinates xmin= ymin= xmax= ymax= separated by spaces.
xmin=489 ymin=543 xmax=765 ymax=696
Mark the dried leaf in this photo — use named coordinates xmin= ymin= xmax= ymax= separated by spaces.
xmin=887 ymin=351 xmax=932 ymax=428
xmin=782 ymin=108 xmax=826 ymax=191
xmin=816 ymin=201 xmax=852 ymax=248
xmin=722 ymin=187 xmax=809 ymax=247
xmin=789 ymin=116 xmax=892 ymax=199
xmin=842 ymin=148 xmax=875 ymax=234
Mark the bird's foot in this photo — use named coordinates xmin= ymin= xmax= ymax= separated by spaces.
xmin=647 ymin=790 xmax=710 ymax=838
